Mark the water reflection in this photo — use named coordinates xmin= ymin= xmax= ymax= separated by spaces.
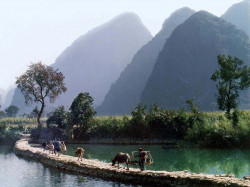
xmin=0 ymin=146 xmax=139 ymax=187
xmin=66 ymin=144 xmax=250 ymax=178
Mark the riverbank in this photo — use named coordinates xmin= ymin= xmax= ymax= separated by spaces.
xmin=15 ymin=135 xmax=250 ymax=187
xmin=67 ymin=138 xmax=178 ymax=145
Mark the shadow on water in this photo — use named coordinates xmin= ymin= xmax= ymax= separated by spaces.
xmin=0 ymin=145 xmax=14 ymax=155
xmin=65 ymin=144 xmax=250 ymax=178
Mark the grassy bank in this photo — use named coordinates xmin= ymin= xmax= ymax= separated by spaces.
xmin=185 ymin=111 xmax=250 ymax=148
xmin=0 ymin=122 xmax=24 ymax=144
xmin=0 ymin=117 xmax=46 ymax=125
xmin=0 ymin=117 xmax=46 ymax=144
xmin=2 ymin=110 xmax=249 ymax=148
xmin=79 ymin=110 xmax=250 ymax=148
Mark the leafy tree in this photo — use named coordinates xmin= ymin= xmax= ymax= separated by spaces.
xmin=16 ymin=62 xmax=67 ymax=127
xmin=211 ymin=55 xmax=250 ymax=115
xmin=5 ymin=105 xmax=19 ymax=117
xmin=145 ymin=103 xmax=166 ymax=138
xmin=0 ymin=111 xmax=6 ymax=118
xmin=130 ymin=103 xmax=148 ymax=138
xmin=186 ymin=99 xmax=204 ymax=127
xmin=186 ymin=99 xmax=199 ymax=114
xmin=47 ymin=106 xmax=68 ymax=129
xmin=69 ymin=92 xmax=96 ymax=138
xmin=30 ymin=107 xmax=39 ymax=118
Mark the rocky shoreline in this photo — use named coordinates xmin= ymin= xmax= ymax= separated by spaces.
xmin=15 ymin=135 xmax=250 ymax=187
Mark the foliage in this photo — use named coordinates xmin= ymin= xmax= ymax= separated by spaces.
xmin=30 ymin=107 xmax=39 ymax=118
xmin=211 ymin=55 xmax=250 ymax=115
xmin=0 ymin=122 xmax=24 ymax=144
xmin=232 ymin=108 xmax=240 ymax=127
xmin=30 ymin=127 xmax=41 ymax=141
xmin=46 ymin=106 xmax=68 ymax=129
xmin=0 ymin=111 xmax=6 ymax=119
xmin=185 ymin=111 xmax=250 ymax=148
xmin=5 ymin=105 xmax=19 ymax=117
xmin=69 ymin=92 xmax=96 ymax=138
xmin=89 ymin=116 xmax=128 ymax=139
xmin=129 ymin=103 xmax=149 ymax=138
xmin=16 ymin=62 xmax=67 ymax=127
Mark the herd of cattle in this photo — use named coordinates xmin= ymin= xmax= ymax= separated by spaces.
xmin=41 ymin=141 xmax=131 ymax=170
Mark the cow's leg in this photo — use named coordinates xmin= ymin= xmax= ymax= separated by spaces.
xmin=118 ymin=162 xmax=120 ymax=169
xmin=126 ymin=162 xmax=129 ymax=170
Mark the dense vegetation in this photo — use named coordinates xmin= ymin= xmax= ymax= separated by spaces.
xmin=92 ymin=107 xmax=250 ymax=148
xmin=0 ymin=104 xmax=249 ymax=148
xmin=0 ymin=117 xmax=45 ymax=144
xmin=39 ymin=100 xmax=250 ymax=148
xmin=0 ymin=122 xmax=25 ymax=144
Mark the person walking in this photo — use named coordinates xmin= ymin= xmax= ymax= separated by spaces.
xmin=53 ymin=140 xmax=62 ymax=156
xmin=138 ymin=148 xmax=147 ymax=171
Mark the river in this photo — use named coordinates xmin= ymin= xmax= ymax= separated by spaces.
xmin=1 ymin=144 xmax=249 ymax=187
xmin=65 ymin=144 xmax=250 ymax=178
xmin=0 ymin=145 xmax=138 ymax=187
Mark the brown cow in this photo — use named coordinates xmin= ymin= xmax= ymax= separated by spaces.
xmin=112 ymin=152 xmax=130 ymax=170
xmin=75 ymin=147 xmax=84 ymax=161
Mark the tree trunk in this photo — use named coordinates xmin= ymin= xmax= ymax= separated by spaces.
xmin=37 ymin=102 xmax=45 ymax=128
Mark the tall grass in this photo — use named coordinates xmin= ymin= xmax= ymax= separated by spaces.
xmin=185 ymin=111 xmax=250 ymax=148
xmin=88 ymin=111 xmax=250 ymax=147
xmin=0 ymin=117 xmax=46 ymax=125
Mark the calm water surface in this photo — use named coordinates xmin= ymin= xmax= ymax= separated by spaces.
xmin=1 ymin=145 xmax=249 ymax=187
xmin=66 ymin=144 xmax=250 ymax=178
xmin=0 ymin=146 xmax=138 ymax=187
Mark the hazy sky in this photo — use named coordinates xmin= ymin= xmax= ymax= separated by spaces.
xmin=0 ymin=0 xmax=243 ymax=90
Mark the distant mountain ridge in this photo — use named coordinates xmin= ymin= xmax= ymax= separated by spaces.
xmin=222 ymin=0 xmax=250 ymax=37
xmin=141 ymin=11 xmax=250 ymax=110
xmin=11 ymin=12 xmax=152 ymax=114
xmin=97 ymin=7 xmax=195 ymax=115
xmin=10 ymin=6 xmax=250 ymax=115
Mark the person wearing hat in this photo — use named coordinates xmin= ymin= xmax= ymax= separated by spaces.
xmin=138 ymin=148 xmax=147 ymax=171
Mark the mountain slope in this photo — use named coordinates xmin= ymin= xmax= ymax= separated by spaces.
xmin=141 ymin=11 xmax=250 ymax=110
xmin=222 ymin=0 xmax=250 ymax=37
xmin=52 ymin=12 xmax=152 ymax=108
xmin=12 ymin=12 xmax=152 ymax=114
xmin=97 ymin=8 xmax=195 ymax=115
xmin=2 ymin=87 xmax=15 ymax=109
xmin=0 ymin=88 xmax=5 ymax=107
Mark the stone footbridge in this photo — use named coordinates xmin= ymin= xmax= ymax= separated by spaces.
xmin=15 ymin=135 xmax=250 ymax=187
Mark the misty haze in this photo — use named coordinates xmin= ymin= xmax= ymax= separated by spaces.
xmin=0 ymin=1 xmax=250 ymax=187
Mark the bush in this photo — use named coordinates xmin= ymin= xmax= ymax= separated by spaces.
xmin=46 ymin=106 xmax=68 ymax=129
xmin=129 ymin=103 xmax=149 ymax=139
xmin=185 ymin=111 xmax=250 ymax=148
xmin=88 ymin=116 xmax=129 ymax=139
xmin=0 ymin=122 xmax=23 ymax=143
